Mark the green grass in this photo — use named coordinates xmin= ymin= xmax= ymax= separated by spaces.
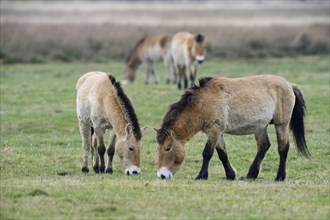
xmin=1 ymin=56 xmax=329 ymax=219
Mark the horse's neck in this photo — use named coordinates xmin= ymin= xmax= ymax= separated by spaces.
xmin=108 ymin=96 xmax=130 ymax=139
xmin=170 ymin=112 xmax=202 ymax=143
xmin=128 ymin=46 xmax=142 ymax=69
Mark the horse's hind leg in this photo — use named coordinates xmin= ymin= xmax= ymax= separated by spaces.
xmin=246 ymin=128 xmax=271 ymax=179
xmin=275 ymin=124 xmax=290 ymax=181
xmin=215 ymin=135 xmax=236 ymax=180
xmin=78 ymin=120 xmax=91 ymax=173
xmin=195 ymin=141 xmax=215 ymax=180
xmin=92 ymin=135 xmax=100 ymax=173
xmin=106 ymin=130 xmax=116 ymax=174
xmin=94 ymin=127 xmax=106 ymax=173
xmin=151 ymin=63 xmax=160 ymax=84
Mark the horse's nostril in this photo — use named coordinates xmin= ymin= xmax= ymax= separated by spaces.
xmin=126 ymin=170 xmax=130 ymax=176
xmin=160 ymin=174 xmax=166 ymax=179
xmin=132 ymin=170 xmax=138 ymax=175
xmin=198 ymin=60 xmax=204 ymax=64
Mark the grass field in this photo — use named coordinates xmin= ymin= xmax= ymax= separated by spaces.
xmin=0 ymin=56 xmax=329 ymax=219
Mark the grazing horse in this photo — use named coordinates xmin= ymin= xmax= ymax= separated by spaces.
xmin=171 ymin=32 xmax=206 ymax=90
xmin=76 ymin=72 xmax=147 ymax=175
xmin=122 ymin=35 xmax=174 ymax=85
xmin=155 ymin=75 xmax=309 ymax=181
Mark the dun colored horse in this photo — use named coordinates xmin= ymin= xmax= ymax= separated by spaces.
xmin=123 ymin=35 xmax=173 ymax=85
xmin=76 ymin=72 xmax=146 ymax=175
xmin=171 ymin=32 xmax=206 ymax=90
xmin=155 ymin=75 xmax=309 ymax=181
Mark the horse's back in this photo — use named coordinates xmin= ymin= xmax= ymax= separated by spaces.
xmin=205 ymin=75 xmax=295 ymax=134
xmin=141 ymin=35 xmax=170 ymax=62
xmin=76 ymin=72 xmax=114 ymax=122
xmin=76 ymin=71 xmax=109 ymax=91
xmin=171 ymin=32 xmax=193 ymax=64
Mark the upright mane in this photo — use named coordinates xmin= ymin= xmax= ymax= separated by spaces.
xmin=157 ymin=77 xmax=213 ymax=144
xmin=126 ymin=36 xmax=146 ymax=64
xmin=108 ymin=75 xmax=142 ymax=140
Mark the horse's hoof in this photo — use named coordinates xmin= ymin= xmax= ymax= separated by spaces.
xmin=99 ymin=166 xmax=105 ymax=173
xmin=275 ymin=176 xmax=286 ymax=181
xmin=239 ymin=176 xmax=256 ymax=181
xmin=226 ymin=176 xmax=236 ymax=181
xmin=82 ymin=167 xmax=89 ymax=173
xmin=93 ymin=166 xmax=100 ymax=174
xmin=195 ymin=172 xmax=209 ymax=180
xmin=105 ymin=168 xmax=113 ymax=174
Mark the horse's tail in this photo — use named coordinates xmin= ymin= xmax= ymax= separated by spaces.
xmin=290 ymin=84 xmax=310 ymax=157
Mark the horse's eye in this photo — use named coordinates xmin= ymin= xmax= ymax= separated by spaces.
xmin=165 ymin=146 xmax=172 ymax=152
xmin=128 ymin=146 xmax=134 ymax=151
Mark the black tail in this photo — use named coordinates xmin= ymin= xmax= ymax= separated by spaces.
xmin=290 ymin=85 xmax=310 ymax=157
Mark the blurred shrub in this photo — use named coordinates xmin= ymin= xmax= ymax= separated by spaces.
xmin=0 ymin=23 xmax=328 ymax=63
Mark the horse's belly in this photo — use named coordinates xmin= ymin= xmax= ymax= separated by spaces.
xmin=225 ymin=123 xmax=269 ymax=135
xmin=225 ymin=112 xmax=273 ymax=135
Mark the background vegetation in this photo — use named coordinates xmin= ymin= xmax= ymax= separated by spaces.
xmin=0 ymin=1 xmax=329 ymax=63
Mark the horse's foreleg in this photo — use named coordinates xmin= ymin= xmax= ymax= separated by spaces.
xmin=144 ymin=62 xmax=151 ymax=84
xmin=181 ymin=66 xmax=188 ymax=89
xmin=106 ymin=131 xmax=116 ymax=174
xmin=189 ymin=65 xmax=197 ymax=86
xmin=275 ymin=124 xmax=290 ymax=181
xmin=215 ymin=135 xmax=236 ymax=180
xmin=176 ymin=65 xmax=182 ymax=90
xmin=164 ymin=59 xmax=174 ymax=84
xmin=195 ymin=141 xmax=214 ymax=180
xmin=246 ymin=128 xmax=271 ymax=179
xmin=79 ymin=121 xmax=91 ymax=173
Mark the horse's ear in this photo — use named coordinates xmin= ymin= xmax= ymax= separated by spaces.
xmin=195 ymin=34 xmax=205 ymax=43
xmin=153 ymin=128 xmax=160 ymax=133
xmin=141 ymin=126 xmax=148 ymax=135
xmin=125 ymin=123 xmax=133 ymax=140
xmin=169 ymin=129 xmax=177 ymax=141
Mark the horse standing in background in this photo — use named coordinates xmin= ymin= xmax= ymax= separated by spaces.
xmin=122 ymin=35 xmax=174 ymax=85
xmin=171 ymin=32 xmax=206 ymax=90
xmin=155 ymin=75 xmax=309 ymax=181
xmin=76 ymin=72 xmax=147 ymax=175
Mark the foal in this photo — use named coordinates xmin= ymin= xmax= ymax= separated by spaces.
xmin=155 ymin=75 xmax=309 ymax=181
xmin=76 ymin=72 xmax=146 ymax=175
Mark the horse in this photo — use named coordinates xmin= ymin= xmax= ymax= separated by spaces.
xmin=170 ymin=32 xmax=206 ymax=90
xmin=76 ymin=72 xmax=147 ymax=175
xmin=155 ymin=75 xmax=309 ymax=181
xmin=122 ymin=35 xmax=174 ymax=85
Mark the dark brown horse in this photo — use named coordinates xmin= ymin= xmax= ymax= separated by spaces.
xmin=155 ymin=75 xmax=309 ymax=181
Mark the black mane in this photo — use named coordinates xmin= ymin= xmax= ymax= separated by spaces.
xmin=126 ymin=36 xmax=146 ymax=63
xmin=108 ymin=75 xmax=142 ymax=140
xmin=157 ymin=77 xmax=213 ymax=144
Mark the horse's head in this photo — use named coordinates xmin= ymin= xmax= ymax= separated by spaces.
xmin=116 ymin=123 xmax=147 ymax=176
xmin=193 ymin=34 xmax=206 ymax=64
xmin=122 ymin=65 xmax=136 ymax=85
xmin=123 ymin=55 xmax=142 ymax=85
xmin=155 ymin=129 xmax=186 ymax=179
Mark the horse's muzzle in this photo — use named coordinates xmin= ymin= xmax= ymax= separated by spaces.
xmin=125 ymin=166 xmax=141 ymax=176
xmin=157 ymin=167 xmax=173 ymax=180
